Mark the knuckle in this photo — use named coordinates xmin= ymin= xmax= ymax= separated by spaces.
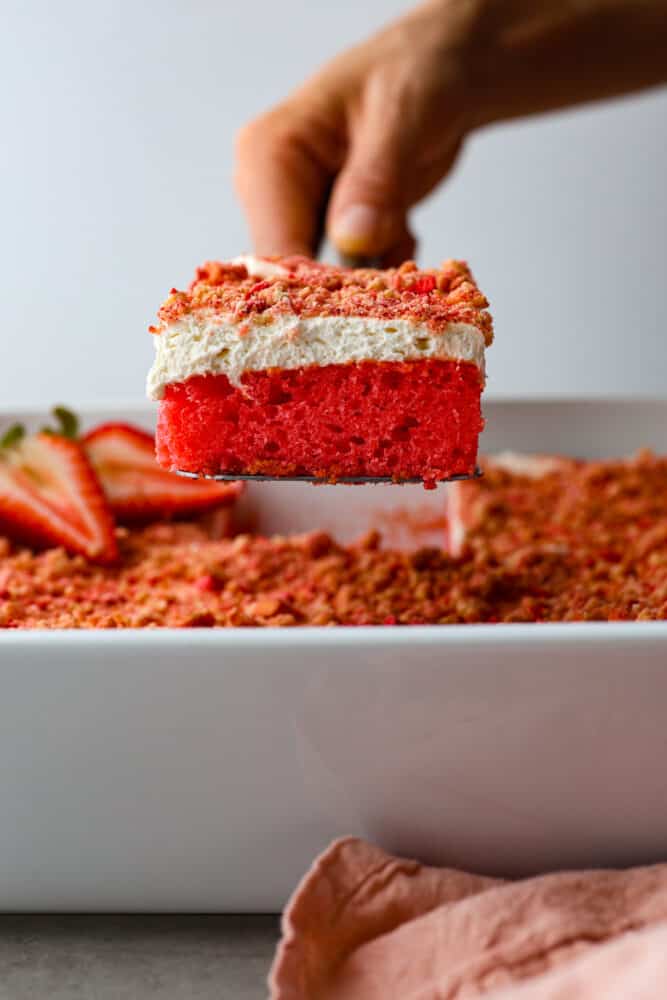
xmin=234 ymin=107 xmax=311 ymax=197
xmin=234 ymin=116 xmax=268 ymax=162
xmin=233 ymin=111 xmax=288 ymax=197
xmin=236 ymin=107 xmax=300 ymax=160
xmin=345 ymin=158 xmax=404 ymax=207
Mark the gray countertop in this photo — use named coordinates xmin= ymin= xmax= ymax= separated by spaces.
xmin=0 ymin=915 xmax=279 ymax=999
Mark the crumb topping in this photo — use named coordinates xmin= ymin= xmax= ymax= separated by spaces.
xmin=154 ymin=258 xmax=493 ymax=345
xmin=2 ymin=452 xmax=666 ymax=628
xmin=448 ymin=450 xmax=667 ymax=622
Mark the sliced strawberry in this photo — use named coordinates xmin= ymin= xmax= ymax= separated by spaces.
xmin=0 ymin=432 xmax=118 ymax=564
xmin=82 ymin=422 xmax=241 ymax=522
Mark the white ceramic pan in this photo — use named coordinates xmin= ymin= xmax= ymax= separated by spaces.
xmin=1 ymin=399 xmax=666 ymax=911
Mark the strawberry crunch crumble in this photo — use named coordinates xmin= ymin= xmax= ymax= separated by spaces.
xmin=154 ymin=257 xmax=493 ymax=339
xmin=2 ymin=451 xmax=667 ymax=628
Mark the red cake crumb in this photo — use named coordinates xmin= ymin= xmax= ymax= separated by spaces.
xmin=156 ymin=360 xmax=483 ymax=482
xmin=2 ymin=452 xmax=667 ymax=628
xmin=154 ymin=258 xmax=493 ymax=342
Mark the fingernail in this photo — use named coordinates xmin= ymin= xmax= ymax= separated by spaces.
xmin=331 ymin=204 xmax=388 ymax=255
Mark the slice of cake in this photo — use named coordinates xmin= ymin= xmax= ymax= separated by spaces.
xmin=147 ymin=256 xmax=493 ymax=485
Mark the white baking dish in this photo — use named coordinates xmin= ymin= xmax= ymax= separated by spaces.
xmin=1 ymin=399 xmax=666 ymax=912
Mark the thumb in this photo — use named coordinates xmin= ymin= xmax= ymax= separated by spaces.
xmin=327 ymin=74 xmax=416 ymax=258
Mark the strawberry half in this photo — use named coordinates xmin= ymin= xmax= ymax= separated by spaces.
xmin=82 ymin=422 xmax=241 ymax=522
xmin=0 ymin=431 xmax=118 ymax=564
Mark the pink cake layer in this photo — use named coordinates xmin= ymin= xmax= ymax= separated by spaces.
xmin=156 ymin=359 xmax=484 ymax=485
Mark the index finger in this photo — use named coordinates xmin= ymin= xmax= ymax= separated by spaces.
xmin=234 ymin=106 xmax=342 ymax=257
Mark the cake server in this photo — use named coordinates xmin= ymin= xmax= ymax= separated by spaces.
xmin=176 ymin=469 xmax=482 ymax=485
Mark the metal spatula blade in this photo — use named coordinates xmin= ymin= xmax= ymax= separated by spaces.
xmin=176 ymin=468 xmax=482 ymax=485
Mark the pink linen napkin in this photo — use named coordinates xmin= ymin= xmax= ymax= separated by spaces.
xmin=269 ymin=838 xmax=667 ymax=1000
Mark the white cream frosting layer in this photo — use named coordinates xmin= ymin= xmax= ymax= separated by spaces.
xmin=147 ymin=313 xmax=486 ymax=399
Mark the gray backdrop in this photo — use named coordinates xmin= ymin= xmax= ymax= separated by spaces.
xmin=2 ymin=0 xmax=665 ymax=407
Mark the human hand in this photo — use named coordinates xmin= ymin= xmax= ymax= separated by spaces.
xmin=235 ymin=0 xmax=477 ymax=265
xmin=235 ymin=0 xmax=667 ymax=265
